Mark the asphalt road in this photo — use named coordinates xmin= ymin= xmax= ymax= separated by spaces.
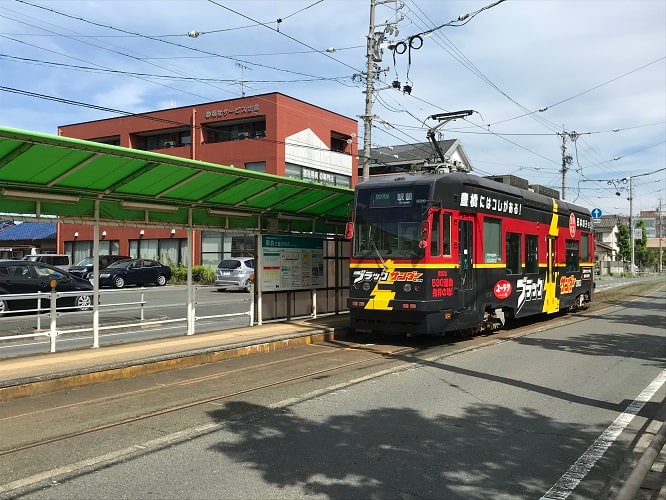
xmin=1 ymin=282 xmax=664 ymax=499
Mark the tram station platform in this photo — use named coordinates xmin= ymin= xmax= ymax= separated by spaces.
xmin=0 ymin=314 xmax=352 ymax=401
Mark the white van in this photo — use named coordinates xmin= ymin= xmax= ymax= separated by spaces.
xmin=21 ymin=254 xmax=72 ymax=271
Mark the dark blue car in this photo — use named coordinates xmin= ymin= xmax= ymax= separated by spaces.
xmin=96 ymin=258 xmax=171 ymax=288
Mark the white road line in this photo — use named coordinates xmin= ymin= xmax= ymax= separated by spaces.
xmin=541 ymin=368 xmax=666 ymax=499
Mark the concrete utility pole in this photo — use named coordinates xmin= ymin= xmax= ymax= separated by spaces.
xmin=657 ymin=196 xmax=664 ymax=274
xmin=629 ymin=176 xmax=635 ymax=277
xmin=559 ymin=130 xmax=576 ymax=200
xmin=361 ymin=0 xmax=377 ymax=183
xmin=360 ymin=0 xmax=401 ymax=182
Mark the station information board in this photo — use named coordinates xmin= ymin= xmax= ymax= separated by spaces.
xmin=261 ymin=235 xmax=325 ymax=291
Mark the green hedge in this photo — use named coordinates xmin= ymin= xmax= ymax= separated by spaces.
xmin=170 ymin=265 xmax=215 ymax=284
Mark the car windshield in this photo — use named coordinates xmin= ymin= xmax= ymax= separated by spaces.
xmin=218 ymin=260 xmax=242 ymax=270
xmin=76 ymin=257 xmax=94 ymax=266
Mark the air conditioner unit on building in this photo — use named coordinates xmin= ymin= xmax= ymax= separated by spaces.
xmin=163 ymin=141 xmax=176 ymax=148
xmin=237 ymin=132 xmax=249 ymax=140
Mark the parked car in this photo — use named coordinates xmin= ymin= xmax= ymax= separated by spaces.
xmin=0 ymin=259 xmax=93 ymax=314
xmin=214 ymin=257 xmax=254 ymax=292
xmin=95 ymin=258 xmax=171 ymax=288
xmin=21 ymin=253 xmax=72 ymax=271
xmin=69 ymin=255 xmax=131 ymax=280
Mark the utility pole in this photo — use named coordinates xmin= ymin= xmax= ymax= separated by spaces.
xmin=559 ymin=130 xmax=575 ymax=200
xmin=360 ymin=0 xmax=401 ymax=182
xmin=658 ymin=196 xmax=664 ymax=274
xmin=361 ymin=0 xmax=377 ymax=183
xmin=629 ymin=176 xmax=635 ymax=277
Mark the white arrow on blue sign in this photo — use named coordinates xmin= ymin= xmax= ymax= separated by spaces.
xmin=591 ymin=208 xmax=602 ymax=219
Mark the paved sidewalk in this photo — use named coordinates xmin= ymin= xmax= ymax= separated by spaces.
xmin=0 ymin=314 xmax=351 ymax=400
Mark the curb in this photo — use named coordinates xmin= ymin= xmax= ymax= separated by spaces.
xmin=0 ymin=326 xmax=352 ymax=401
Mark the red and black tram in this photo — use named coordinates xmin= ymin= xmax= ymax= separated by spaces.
xmin=347 ymin=172 xmax=594 ymax=335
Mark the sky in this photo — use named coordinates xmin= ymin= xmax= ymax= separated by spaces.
xmin=1 ymin=0 xmax=664 ymax=217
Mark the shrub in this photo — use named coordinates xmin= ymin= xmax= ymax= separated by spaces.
xmin=170 ymin=265 xmax=215 ymax=284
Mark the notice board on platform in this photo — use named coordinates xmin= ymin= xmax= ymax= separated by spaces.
xmin=261 ymin=235 xmax=325 ymax=291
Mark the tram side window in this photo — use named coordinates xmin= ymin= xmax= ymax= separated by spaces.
xmin=505 ymin=232 xmax=521 ymax=275
xmin=525 ymin=234 xmax=539 ymax=274
xmin=443 ymin=213 xmax=451 ymax=255
xmin=431 ymin=212 xmax=440 ymax=256
xmin=581 ymin=233 xmax=590 ymax=262
xmin=483 ymin=217 xmax=502 ymax=263
xmin=565 ymin=239 xmax=580 ymax=273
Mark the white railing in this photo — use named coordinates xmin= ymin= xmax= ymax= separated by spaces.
xmin=0 ymin=286 xmax=254 ymax=353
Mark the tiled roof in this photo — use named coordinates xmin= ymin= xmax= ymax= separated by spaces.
xmin=593 ymin=215 xmax=618 ymax=229
xmin=0 ymin=222 xmax=56 ymax=241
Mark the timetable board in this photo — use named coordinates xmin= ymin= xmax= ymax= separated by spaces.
xmin=261 ymin=235 xmax=324 ymax=291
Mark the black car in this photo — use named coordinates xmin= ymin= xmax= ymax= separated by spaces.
xmin=96 ymin=258 xmax=172 ymax=288
xmin=0 ymin=260 xmax=93 ymax=314
xmin=69 ymin=255 xmax=131 ymax=280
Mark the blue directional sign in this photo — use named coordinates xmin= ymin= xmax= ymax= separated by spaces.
xmin=591 ymin=208 xmax=602 ymax=219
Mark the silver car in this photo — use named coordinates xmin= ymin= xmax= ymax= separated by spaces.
xmin=214 ymin=257 xmax=254 ymax=292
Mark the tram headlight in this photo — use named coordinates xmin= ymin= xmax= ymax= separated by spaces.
xmin=362 ymin=282 xmax=371 ymax=291
xmin=403 ymin=283 xmax=412 ymax=292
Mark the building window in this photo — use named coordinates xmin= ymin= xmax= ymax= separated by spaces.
xmin=331 ymin=132 xmax=352 ymax=154
xmin=179 ymin=131 xmax=191 ymax=145
xmin=203 ymin=117 xmax=266 ymax=143
xmin=65 ymin=240 xmax=120 ymax=265
xmin=129 ymin=239 xmax=187 ymax=266
xmin=92 ymin=136 xmax=120 ymax=146
xmin=483 ymin=217 xmax=502 ymax=263
xmin=245 ymin=161 xmax=266 ymax=173
xmin=132 ymin=128 xmax=189 ymax=150
xmin=201 ymin=231 xmax=255 ymax=268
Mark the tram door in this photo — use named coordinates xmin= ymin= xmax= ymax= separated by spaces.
xmin=458 ymin=218 xmax=475 ymax=314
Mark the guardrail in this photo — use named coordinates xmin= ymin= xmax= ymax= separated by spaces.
xmin=0 ymin=286 xmax=254 ymax=353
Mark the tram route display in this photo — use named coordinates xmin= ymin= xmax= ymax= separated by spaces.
xmin=346 ymin=172 xmax=594 ymax=336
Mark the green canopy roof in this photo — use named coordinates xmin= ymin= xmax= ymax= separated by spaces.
xmin=0 ymin=126 xmax=353 ymax=234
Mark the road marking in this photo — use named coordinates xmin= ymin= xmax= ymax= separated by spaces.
xmin=541 ymin=368 xmax=666 ymax=499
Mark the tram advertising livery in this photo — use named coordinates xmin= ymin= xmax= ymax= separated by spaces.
xmin=347 ymin=172 xmax=594 ymax=336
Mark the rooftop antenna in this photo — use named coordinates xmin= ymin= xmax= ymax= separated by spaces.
xmin=236 ymin=62 xmax=252 ymax=97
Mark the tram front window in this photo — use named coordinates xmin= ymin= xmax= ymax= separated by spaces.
xmin=354 ymin=221 xmax=423 ymax=258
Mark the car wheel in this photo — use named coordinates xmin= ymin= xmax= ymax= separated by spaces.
xmin=156 ymin=274 xmax=167 ymax=286
xmin=113 ymin=276 xmax=125 ymax=288
xmin=0 ymin=299 xmax=9 ymax=315
xmin=74 ymin=294 xmax=92 ymax=311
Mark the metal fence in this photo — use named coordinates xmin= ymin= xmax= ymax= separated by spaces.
xmin=0 ymin=287 xmax=254 ymax=353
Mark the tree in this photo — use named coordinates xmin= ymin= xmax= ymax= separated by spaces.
xmin=616 ymin=222 xmax=631 ymax=262
xmin=634 ymin=220 xmax=649 ymax=268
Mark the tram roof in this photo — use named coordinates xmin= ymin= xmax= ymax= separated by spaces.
xmin=357 ymin=172 xmax=590 ymax=214
xmin=0 ymin=126 xmax=354 ymax=234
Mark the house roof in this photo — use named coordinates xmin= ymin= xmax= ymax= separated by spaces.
xmin=593 ymin=215 xmax=618 ymax=230
xmin=0 ymin=222 xmax=56 ymax=241
xmin=369 ymin=140 xmax=473 ymax=170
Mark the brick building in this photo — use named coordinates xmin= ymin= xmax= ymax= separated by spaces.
xmin=55 ymin=93 xmax=358 ymax=267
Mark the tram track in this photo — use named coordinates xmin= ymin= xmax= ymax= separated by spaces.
xmin=0 ymin=341 xmax=416 ymax=459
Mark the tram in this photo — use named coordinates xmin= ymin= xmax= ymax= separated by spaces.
xmin=346 ymin=172 xmax=594 ymax=336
